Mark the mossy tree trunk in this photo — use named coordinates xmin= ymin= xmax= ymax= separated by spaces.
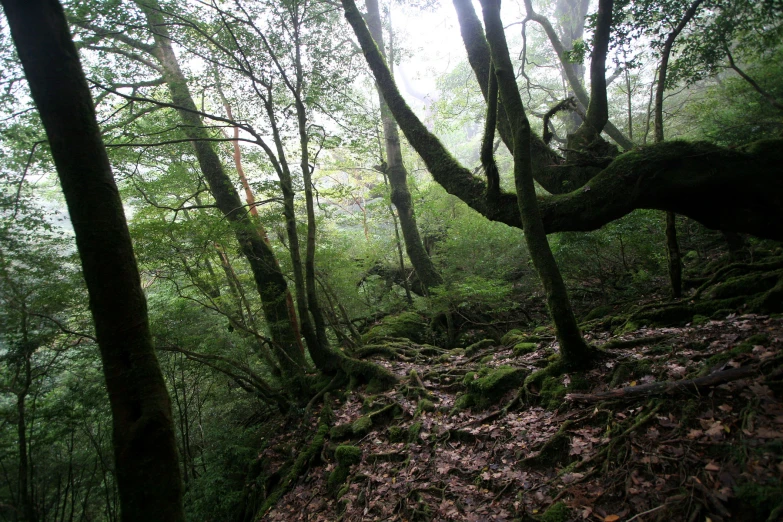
xmin=344 ymin=0 xmax=783 ymax=243
xmin=365 ymin=0 xmax=443 ymax=292
xmin=0 ymin=0 xmax=185 ymax=519
xmin=136 ymin=0 xmax=307 ymax=378
xmin=478 ymin=0 xmax=591 ymax=367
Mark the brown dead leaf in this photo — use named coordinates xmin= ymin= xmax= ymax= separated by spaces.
xmin=604 ymin=515 xmax=620 ymax=522
xmin=755 ymin=427 xmax=783 ymax=439
xmin=705 ymin=462 xmax=720 ymax=472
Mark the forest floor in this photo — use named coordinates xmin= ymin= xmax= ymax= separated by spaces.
xmin=262 ymin=313 xmax=783 ymax=522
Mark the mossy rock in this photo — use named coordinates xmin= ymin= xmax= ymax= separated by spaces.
xmin=332 ymin=403 xmax=403 ymax=440
xmin=335 ymin=445 xmax=362 ymax=466
xmin=362 ymin=312 xmax=428 ymax=344
xmin=452 ymin=393 xmax=476 ymax=411
xmin=539 ymin=376 xmax=567 ymax=410
xmin=584 ymin=305 xmax=613 ymax=321
xmin=501 ymin=329 xmax=525 ymax=345
xmin=513 ymin=342 xmax=538 ymax=356
xmin=465 ymin=366 xmax=527 ymax=409
xmin=351 ymin=416 xmax=373 ymax=436
xmin=407 ymin=421 xmax=423 ymax=443
xmin=388 ymin=426 xmax=405 ymax=443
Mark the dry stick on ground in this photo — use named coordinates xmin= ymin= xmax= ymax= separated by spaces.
xmin=566 ymin=365 xmax=758 ymax=403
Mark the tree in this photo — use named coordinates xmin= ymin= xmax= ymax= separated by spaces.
xmin=0 ymin=0 xmax=185 ymax=520
xmin=365 ymin=0 xmax=444 ymax=292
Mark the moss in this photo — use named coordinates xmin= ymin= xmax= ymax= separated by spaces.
xmin=335 ymin=445 xmax=362 ymax=466
xmin=734 ymin=479 xmax=783 ymax=521
xmin=330 ymin=423 xmax=353 ymax=439
xmin=465 ymin=338 xmax=494 ymax=355
xmin=584 ymin=305 xmax=613 ymax=321
xmin=533 ymin=325 xmax=550 ymax=334
xmin=408 ymin=421 xmax=422 ymax=442
xmin=362 ymin=311 xmax=428 ymax=344
xmin=700 ymin=336 xmax=760 ymax=375
xmin=501 ymin=329 xmax=524 ymax=345
xmin=708 ymin=271 xmax=780 ymax=300
xmin=259 ymin=421 xmax=329 ymax=515
xmin=539 ymin=377 xmax=567 ymax=410
xmin=513 ymin=342 xmax=538 ymax=356
xmin=480 ymin=354 xmax=494 ymax=364
xmin=340 ymin=356 xmax=398 ymax=392
xmin=328 ymin=445 xmax=362 ymax=496
xmin=609 ymin=358 xmax=651 ymax=388
xmin=452 ymin=393 xmax=476 ymax=411
xmin=540 ymin=501 xmax=570 ymax=522
xmin=457 ymin=366 xmax=527 ymax=410
xmin=616 ymin=320 xmax=640 ymax=334
xmin=416 ymin=398 xmax=435 ymax=413
xmin=351 ymin=416 xmax=373 ymax=436
xmin=692 ymin=314 xmax=710 ymax=325
xmin=388 ymin=426 xmax=405 ymax=443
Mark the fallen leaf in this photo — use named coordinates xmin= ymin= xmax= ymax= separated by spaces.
xmin=705 ymin=462 xmax=720 ymax=472
xmin=604 ymin=515 xmax=620 ymax=522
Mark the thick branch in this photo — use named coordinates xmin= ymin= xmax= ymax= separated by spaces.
xmin=522 ymin=0 xmax=633 ymax=150
xmin=343 ymin=0 xmax=783 ymax=241
xmin=540 ymin=139 xmax=783 ymax=240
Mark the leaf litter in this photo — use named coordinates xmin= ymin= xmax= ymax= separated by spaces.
xmin=262 ymin=314 xmax=783 ymax=521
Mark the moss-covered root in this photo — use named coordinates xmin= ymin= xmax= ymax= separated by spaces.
xmin=327 ymin=445 xmax=362 ymax=497
xmin=257 ymin=419 xmax=330 ymax=518
xmin=520 ymin=420 xmax=573 ymax=468
xmin=339 ymin=355 xmax=398 ymax=393
xmin=330 ymin=402 xmax=404 ymax=440
xmin=406 ymin=369 xmax=433 ymax=400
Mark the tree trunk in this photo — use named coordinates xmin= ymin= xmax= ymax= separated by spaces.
xmin=654 ymin=0 xmax=704 ymax=299
xmin=0 ymin=1 xmax=185 ymax=520
xmin=217 ymin=96 xmax=303 ymax=360
xmin=479 ymin=0 xmax=591 ymax=367
xmin=137 ymin=0 xmax=306 ymax=377
xmin=365 ymin=0 xmax=443 ymax=292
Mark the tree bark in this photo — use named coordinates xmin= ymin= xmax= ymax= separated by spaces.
xmin=338 ymin=11 xmax=783 ymax=242
xmin=567 ymin=0 xmax=613 ymax=152
xmin=478 ymin=0 xmax=591 ymax=367
xmin=365 ymin=0 xmax=443 ymax=292
xmin=136 ymin=0 xmax=306 ymax=377
xmin=0 ymin=0 xmax=185 ymax=520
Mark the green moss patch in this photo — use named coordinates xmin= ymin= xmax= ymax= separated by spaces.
xmin=362 ymin=312 xmax=428 ymax=344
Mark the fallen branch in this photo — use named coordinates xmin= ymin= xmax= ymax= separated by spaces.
xmin=566 ymin=365 xmax=757 ymax=403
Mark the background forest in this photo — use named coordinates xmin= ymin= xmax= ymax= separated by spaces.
xmin=0 ymin=0 xmax=782 ymax=521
